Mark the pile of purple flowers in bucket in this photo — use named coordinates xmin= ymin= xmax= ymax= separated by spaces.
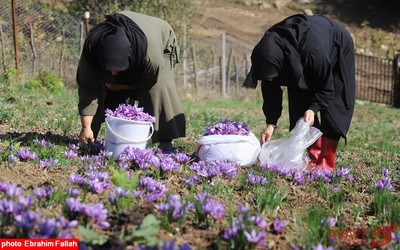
xmin=105 ymin=104 xmax=156 ymax=123
xmin=202 ymin=119 xmax=250 ymax=136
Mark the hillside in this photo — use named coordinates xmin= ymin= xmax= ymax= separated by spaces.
xmin=188 ymin=0 xmax=400 ymax=58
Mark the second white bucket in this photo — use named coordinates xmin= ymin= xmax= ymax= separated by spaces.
xmin=105 ymin=116 xmax=154 ymax=158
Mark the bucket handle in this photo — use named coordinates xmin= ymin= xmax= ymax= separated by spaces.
xmin=105 ymin=118 xmax=154 ymax=143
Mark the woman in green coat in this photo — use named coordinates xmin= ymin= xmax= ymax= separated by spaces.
xmin=76 ymin=11 xmax=186 ymax=154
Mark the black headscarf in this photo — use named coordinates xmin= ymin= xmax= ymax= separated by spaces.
xmin=83 ymin=13 xmax=147 ymax=76
xmin=251 ymin=32 xmax=284 ymax=81
xmin=243 ymin=14 xmax=310 ymax=89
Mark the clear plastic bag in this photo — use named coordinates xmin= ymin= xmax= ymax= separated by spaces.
xmin=259 ymin=118 xmax=323 ymax=172
xmin=197 ymin=132 xmax=261 ymax=167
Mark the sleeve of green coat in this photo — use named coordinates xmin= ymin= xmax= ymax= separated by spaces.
xmin=76 ymin=54 xmax=104 ymax=116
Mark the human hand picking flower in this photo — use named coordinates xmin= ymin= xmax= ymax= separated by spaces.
xmin=79 ymin=115 xmax=95 ymax=144
xmin=260 ymin=124 xmax=276 ymax=144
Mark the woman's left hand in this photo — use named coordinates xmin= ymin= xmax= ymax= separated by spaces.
xmin=304 ymin=109 xmax=315 ymax=126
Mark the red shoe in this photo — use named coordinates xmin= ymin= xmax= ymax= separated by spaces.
xmin=316 ymin=137 xmax=339 ymax=172
xmin=307 ymin=137 xmax=322 ymax=169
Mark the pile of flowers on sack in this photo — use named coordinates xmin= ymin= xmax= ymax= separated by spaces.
xmin=202 ymin=119 xmax=250 ymax=136
xmin=105 ymin=104 xmax=156 ymax=123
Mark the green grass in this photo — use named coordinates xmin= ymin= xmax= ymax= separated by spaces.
xmin=0 ymin=80 xmax=399 ymax=249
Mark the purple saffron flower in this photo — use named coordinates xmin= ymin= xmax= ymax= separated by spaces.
xmin=203 ymin=119 xmax=250 ymax=136
xmin=83 ymin=202 xmax=109 ymax=229
xmin=99 ymin=150 xmax=113 ymax=159
xmin=18 ymin=196 xmax=35 ymax=208
xmin=57 ymin=216 xmax=78 ymax=229
xmin=38 ymin=158 xmax=60 ymax=169
xmin=374 ymin=177 xmax=395 ymax=191
xmin=139 ymin=176 xmax=168 ymax=202
xmin=244 ymin=229 xmax=267 ymax=246
xmin=0 ymin=182 xmax=9 ymax=192
xmin=32 ymin=186 xmax=53 ymax=199
xmin=182 ymin=175 xmax=200 ymax=186
xmin=222 ymin=227 xmax=238 ymax=240
xmin=331 ymin=184 xmax=341 ymax=193
xmin=36 ymin=218 xmax=58 ymax=238
xmin=118 ymin=147 xmax=155 ymax=170
xmin=16 ymin=149 xmax=38 ymax=161
xmin=8 ymin=154 xmax=19 ymax=163
xmin=261 ymin=162 xmax=279 ymax=172
xmin=312 ymin=244 xmax=334 ymax=250
xmin=250 ymin=215 xmax=268 ymax=229
xmin=108 ymin=187 xmax=130 ymax=205
xmin=195 ymin=191 xmax=225 ymax=219
xmin=392 ymin=232 xmax=400 ymax=244
xmin=175 ymin=153 xmax=191 ymax=164
xmin=0 ymin=199 xmax=19 ymax=214
xmin=179 ymin=243 xmax=192 ymax=250
xmin=293 ymin=172 xmax=306 ymax=186
xmin=68 ymin=188 xmax=81 ymax=197
xmin=34 ymin=139 xmax=53 ymax=148
xmin=382 ymin=168 xmax=391 ymax=177
xmin=89 ymin=180 xmax=109 ymax=194
xmin=155 ymin=194 xmax=193 ymax=220
xmin=66 ymin=197 xmax=85 ymax=215
xmin=272 ymin=218 xmax=286 ymax=233
xmin=69 ymin=143 xmax=80 ymax=152
xmin=246 ymin=173 xmax=268 ymax=186
xmin=161 ymin=240 xmax=176 ymax=250
xmin=237 ymin=204 xmax=250 ymax=214
xmin=206 ymin=200 xmax=225 ymax=219
xmin=5 ymin=184 xmax=23 ymax=198
xmin=15 ymin=210 xmax=40 ymax=231
xmin=335 ymin=167 xmax=351 ymax=178
xmin=64 ymin=150 xmax=78 ymax=159
xmin=105 ymin=104 xmax=156 ymax=123
xmin=158 ymin=154 xmax=181 ymax=173
xmin=114 ymin=187 xmax=130 ymax=198
xmin=189 ymin=160 xmax=238 ymax=180
xmin=87 ymin=171 xmax=109 ymax=182
xmin=346 ymin=174 xmax=354 ymax=181
xmin=69 ymin=173 xmax=87 ymax=186
xmin=57 ymin=230 xmax=73 ymax=239
xmin=323 ymin=218 xmax=337 ymax=228
xmin=133 ymin=190 xmax=144 ymax=198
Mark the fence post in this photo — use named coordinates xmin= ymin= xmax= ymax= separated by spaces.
xmin=0 ymin=24 xmax=6 ymax=72
xmin=182 ymin=24 xmax=188 ymax=89
xmin=11 ymin=0 xmax=19 ymax=71
xmin=394 ymin=50 xmax=400 ymax=108
xmin=221 ymin=32 xmax=226 ymax=96
xmin=84 ymin=11 xmax=90 ymax=33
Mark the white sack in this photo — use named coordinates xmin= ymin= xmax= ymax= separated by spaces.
xmin=197 ymin=132 xmax=261 ymax=167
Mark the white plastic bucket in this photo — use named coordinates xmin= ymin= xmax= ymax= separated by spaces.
xmin=105 ymin=116 xmax=154 ymax=158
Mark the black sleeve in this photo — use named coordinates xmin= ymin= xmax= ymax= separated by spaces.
xmin=76 ymin=53 xmax=104 ymax=115
xmin=261 ymin=80 xmax=283 ymax=125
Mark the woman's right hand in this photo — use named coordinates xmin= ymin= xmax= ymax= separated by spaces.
xmin=260 ymin=125 xmax=276 ymax=144
xmin=79 ymin=127 xmax=94 ymax=144
xmin=79 ymin=115 xmax=95 ymax=144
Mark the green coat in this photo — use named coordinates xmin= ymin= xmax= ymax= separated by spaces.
xmin=77 ymin=11 xmax=186 ymax=143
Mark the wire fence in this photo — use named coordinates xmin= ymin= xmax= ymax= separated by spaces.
xmin=0 ymin=0 xmax=251 ymax=95
xmin=0 ymin=0 xmax=83 ymax=86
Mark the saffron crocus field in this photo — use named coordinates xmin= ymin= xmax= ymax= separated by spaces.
xmin=0 ymin=82 xmax=399 ymax=250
